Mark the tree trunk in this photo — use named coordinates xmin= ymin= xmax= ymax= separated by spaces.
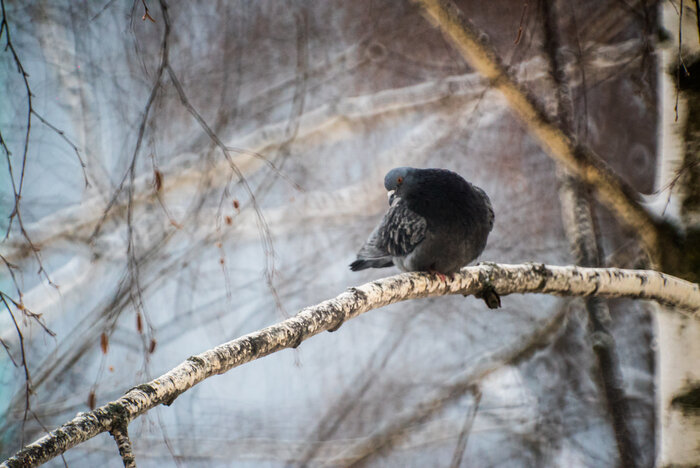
xmin=656 ymin=2 xmax=700 ymax=466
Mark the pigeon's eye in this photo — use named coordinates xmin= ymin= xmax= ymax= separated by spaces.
xmin=397 ymin=176 xmax=403 ymax=184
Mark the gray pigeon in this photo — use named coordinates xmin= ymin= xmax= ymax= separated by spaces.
xmin=350 ymin=167 xmax=494 ymax=275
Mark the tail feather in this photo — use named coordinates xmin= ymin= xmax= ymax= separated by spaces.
xmin=349 ymin=257 xmax=394 ymax=271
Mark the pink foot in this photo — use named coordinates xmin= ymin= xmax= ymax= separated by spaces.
xmin=429 ymin=269 xmax=448 ymax=282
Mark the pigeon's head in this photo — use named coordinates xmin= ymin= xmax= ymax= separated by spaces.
xmin=384 ymin=167 xmax=416 ymax=205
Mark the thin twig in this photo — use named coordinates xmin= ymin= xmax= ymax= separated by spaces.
xmin=140 ymin=0 xmax=155 ymax=23
xmin=513 ymin=1 xmax=529 ymax=45
xmin=1 ymin=295 xmax=33 ymax=428
xmin=449 ymin=386 xmax=481 ymax=468
xmin=31 ymin=110 xmax=89 ymax=187
xmin=0 ymin=0 xmax=57 ymax=289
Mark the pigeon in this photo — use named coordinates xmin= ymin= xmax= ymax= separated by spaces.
xmin=350 ymin=167 xmax=498 ymax=307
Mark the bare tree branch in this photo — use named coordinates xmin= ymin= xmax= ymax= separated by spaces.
xmin=1 ymin=263 xmax=698 ymax=467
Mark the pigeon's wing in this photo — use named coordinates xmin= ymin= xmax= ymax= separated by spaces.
xmin=350 ymin=198 xmax=427 ymax=271
xmin=362 ymin=198 xmax=427 ymax=258
xmin=350 ymin=219 xmax=396 ymax=270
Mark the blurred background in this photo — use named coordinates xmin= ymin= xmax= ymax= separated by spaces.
xmin=0 ymin=1 xmax=660 ymax=466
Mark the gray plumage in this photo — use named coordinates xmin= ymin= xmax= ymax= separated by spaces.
xmin=350 ymin=167 xmax=494 ymax=274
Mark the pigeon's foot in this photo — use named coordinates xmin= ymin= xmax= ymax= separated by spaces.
xmin=428 ymin=269 xmax=448 ymax=282
xmin=475 ymin=283 xmax=501 ymax=309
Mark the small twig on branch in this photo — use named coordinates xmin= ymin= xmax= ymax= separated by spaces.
xmin=1 ymin=264 xmax=698 ymax=467
xmin=140 ymin=0 xmax=155 ymax=23
xmin=110 ymin=421 xmax=136 ymax=468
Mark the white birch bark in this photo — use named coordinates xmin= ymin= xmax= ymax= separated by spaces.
xmin=1 ymin=263 xmax=698 ymax=468
xmin=656 ymin=2 xmax=700 ymax=465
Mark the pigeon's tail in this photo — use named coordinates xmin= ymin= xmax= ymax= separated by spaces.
xmin=349 ymin=257 xmax=394 ymax=271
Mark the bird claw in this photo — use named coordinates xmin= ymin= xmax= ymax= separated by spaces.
xmin=428 ymin=269 xmax=448 ymax=282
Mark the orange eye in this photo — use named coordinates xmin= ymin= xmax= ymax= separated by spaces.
xmin=397 ymin=176 xmax=403 ymax=184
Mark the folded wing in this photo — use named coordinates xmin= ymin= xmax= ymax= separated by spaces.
xmin=350 ymin=199 xmax=427 ymax=271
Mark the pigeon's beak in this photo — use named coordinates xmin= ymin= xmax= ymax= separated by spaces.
xmin=387 ymin=190 xmax=396 ymax=206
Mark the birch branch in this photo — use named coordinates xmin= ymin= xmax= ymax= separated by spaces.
xmin=2 ymin=263 xmax=699 ymax=468
xmin=412 ymin=0 xmax=680 ymax=273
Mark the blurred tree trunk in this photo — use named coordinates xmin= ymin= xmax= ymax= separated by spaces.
xmin=539 ymin=0 xmax=640 ymax=463
xmin=656 ymin=2 xmax=700 ymax=466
